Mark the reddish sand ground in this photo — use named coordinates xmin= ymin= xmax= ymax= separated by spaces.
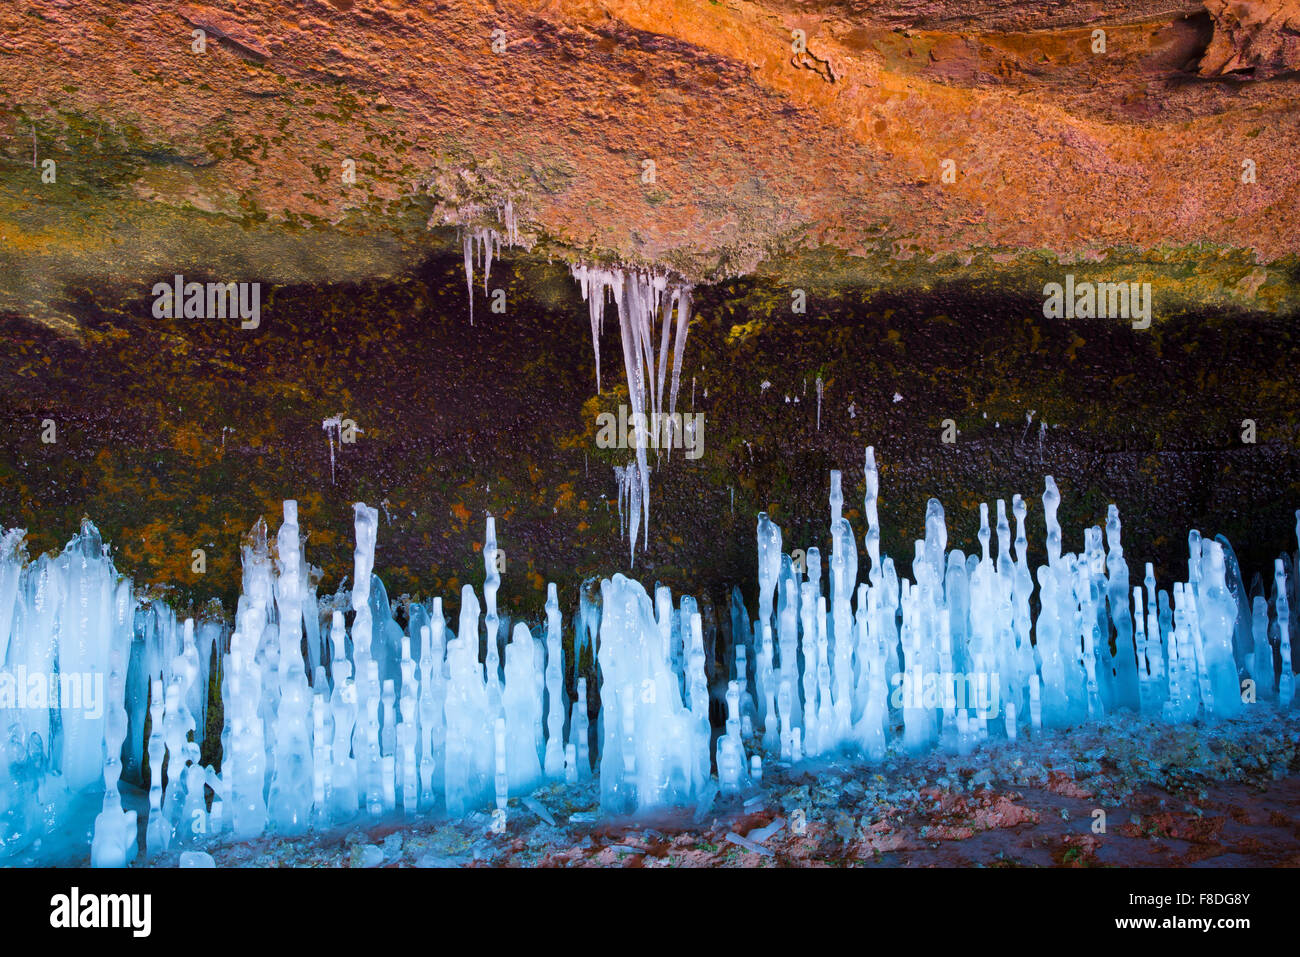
xmin=131 ymin=709 xmax=1299 ymax=868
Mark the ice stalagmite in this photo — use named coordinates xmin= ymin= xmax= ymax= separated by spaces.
xmin=160 ymin=669 xmax=195 ymax=841
xmin=444 ymin=585 xmax=493 ymax=817
xmin=502 ymin=622 xmax=543 ymax=796
xmin=5 ymin=450 xmax=1299 ymax=863
xmin=91 ymin=620 xmax=137 ymax=868
xmin=1198 ymin=541 xmax=1242 ymax=718
xmin=1035 ymin=478 xmax=1076 ymax=727
xmin=1276 ymin=559 xmax=1294 ymax=707
xmin=0 ymin=529 xmax=21 ymax=670
xmin=57 ymin=523 xmax=119 ymax=793
xmin=144 ymin=678 xmax=169 ymax=855
xmin=350 ymin=505 xmax=381 ymax=816
xmin=417 ymin=615 xmax=446 ymax=810
xmin=229 ymin=542 xmax=269 ymax=841
xmin=270 ymin=501 xmax=313 ymax=834
xmin=757 ymin=513 xmax=782 ymax=639
xmin=0 ymin=520 xmax=140 ymax=863
xmin=1010 ymin=495 xmax=1035 ymax=720
xmin=569 ymin=677 xmax=591 ymax=781
xmin=381 ymin=676 xmax=398 ymax=813
xmin=597 ymin=575 xmax=696 ymax=814
xmin=1249 ymin=595 xmax=1271 ymax=702
xmin=483 ymin=521 xmax=510 ymax=741
xmin=328 ymin=610 xmax=357 ymax=817
xmin=543 ymin=585 xmax=566 ymax=779
xmin=679 ymin=610 xmax=707 ymax=791
xmin=828 ymin=475 xmax=856 ymax=750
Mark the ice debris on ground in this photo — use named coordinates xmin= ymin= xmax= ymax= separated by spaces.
xmin=0 ymin=452 xmax=1294 ymax=865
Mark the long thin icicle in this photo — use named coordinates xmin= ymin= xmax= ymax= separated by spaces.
xmin=570 ymin=263 xmax=693 ymax=560
xmin=460 ymin=200 xmax=521 ymax=325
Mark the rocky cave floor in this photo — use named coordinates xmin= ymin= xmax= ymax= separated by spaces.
xmin=131 ymin=709 xmax=1300 ymax=868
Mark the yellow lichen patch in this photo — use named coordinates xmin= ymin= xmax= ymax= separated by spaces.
xmin=554 ymin=482 xmax=576 ymax=510
xmin=117 ymin=518 xmax=198 ymax=585
xmin=171 ymin=422 xmax=208 ymax=462
xmin=727 ymin=319 xmax=763 ymax=344
xmin=556 ymin=394 xmax=605 ymax=452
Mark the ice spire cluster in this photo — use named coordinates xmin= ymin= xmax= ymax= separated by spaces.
xmin=0 ymin=520 xmax=225 ymax=863
xmin=0 ymin=450 xmax=1295 ymax=864
xmin=596 ymin=576 xmax=709 ymax=813
xmin=733 ymin=448 xmax=1296 ymax=764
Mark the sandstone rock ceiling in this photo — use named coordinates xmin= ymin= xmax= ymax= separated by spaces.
xmin=1 ymin=0 xmax=1297 ymax=304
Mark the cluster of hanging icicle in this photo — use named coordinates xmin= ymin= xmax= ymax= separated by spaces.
xmin=456 ymin=200 xmax=694 ymax=560
xmin=460 ymin=198 xmax=520 ymax=325
xmin=569 ymin=264 xmax=692 ymax=563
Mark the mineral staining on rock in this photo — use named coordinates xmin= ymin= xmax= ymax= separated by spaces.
xmin=1 ymin=0 xmax=1299 ymax=870
xmin=3 ymin=0 xmax=1299 ymax=330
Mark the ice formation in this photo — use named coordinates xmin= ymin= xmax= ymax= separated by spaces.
xmin=571 ymin=264 xmax=693 ymax=558
xmin=322 ymin=417 xmax=342 ymax=484
xmin=460 ymin=211 xmax=696 ymax=553
xmin=459 ymin=199 xmax=521 ymax=325
xmin=459 ymin=216 xmax=696 ymax=557
xmin=0 ymin=455 xmax=1295 ymax=865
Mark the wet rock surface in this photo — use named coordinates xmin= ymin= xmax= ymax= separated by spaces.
xmin=2 ymin=0 xmax=1299 ymax=333
xmin=2 ymin=252 xmax=1296 ymax=624
xmin=1201 ymin=0 xmax=1300 ymax=79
